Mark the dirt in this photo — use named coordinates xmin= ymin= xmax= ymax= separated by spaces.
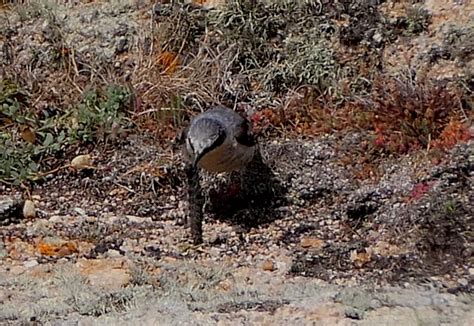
xmin=0 ymin=0 xmax=473 ymax=325
xmin=0 ymin=133 xmax=472 ymax=324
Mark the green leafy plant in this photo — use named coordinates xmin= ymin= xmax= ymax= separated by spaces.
xmin=66 ymin=85 xmax=131 ymax=143
xmin=0 ymin=82 xmax=131 ymax=184
xmin=405 ymin=7 xmax=431 ymax=35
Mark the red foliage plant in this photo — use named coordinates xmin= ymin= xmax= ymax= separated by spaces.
xmin=360 ymin=74 xmax=471 ymax=154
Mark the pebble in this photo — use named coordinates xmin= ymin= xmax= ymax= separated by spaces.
xmin=106 ymin=249 xmax=122 ymax=258
xmin=23 ymin=260 xmax=39 ymax=269
xmin=85 ymin=215 xmax=96 ymax=223
xmin=129 ymin=215 xmax=152 ymax=223
xmin=300 ymin=237 xmax=325 ymax=249
xmin=9 ymin=265 xmax=25 ymax=276
xmin=49 ymin=215 xmax=63 ymax=223
xmin=262 ymin=260 xmax=276 ymax=272
xmin=209 ymin=233 xmax=221 ymax=245
xmin=23 ymin=200 xmax=36 ymax=218
xmin=74 ymin=208 xmax=87 ymax=216
xmin=373 ymin=32 xmax=383 ymax=44
xmin=457 ymin=278 xmax=468 ymax=287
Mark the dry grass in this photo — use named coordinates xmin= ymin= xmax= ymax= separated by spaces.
xmin=0 ymin=0 xmax=472 ymax=186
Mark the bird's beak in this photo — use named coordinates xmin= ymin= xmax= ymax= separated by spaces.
xmin=192 ymin=151 xmax=204 ymax=169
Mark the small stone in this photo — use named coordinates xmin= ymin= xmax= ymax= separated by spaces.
xmin=373 ymin=32 xmax=383 ymax=44
xmin=74 ymin=208 xmax=87 ymax=216
xmin=344 ymin=307 xmax=364 ymax=320
xmin=23 ymin=259 xmax=39 ymax=269
xmin=115 ymin=37 xmax=128 ymax=53
xmin=23 ymin=200 xmax=36 ymax=218
xmin=49 ymin=215 xmax=63 ymax=223
xmin=127 ymin=215 xmax=150 ymax=223
xmin=209 ymin=232 xmax=223 ymax=245
xmin=458 ymin=278 xmax=468 ymax=287
xmin=468 ymin=268 xmax=474 ymax=276
xmin=262 ymin=260 xmax=276 ymax=272
xmin=10 ymin=265 xmax=25 ymax=276
xmin=85 ymin=215 xmax=96 ymax=223
xmin=106 ymin=249 xmax=122 ymax=258
xmin=70 ymin=154 xmax=92 ymax=170
xmin=300 ymin=237 xmax=325 ymax=249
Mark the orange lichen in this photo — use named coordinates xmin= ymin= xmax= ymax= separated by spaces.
xmin=157 ymin=51 xmax=180 ymax=75
xmin=37 ymin=239 xmax=78 ymax=257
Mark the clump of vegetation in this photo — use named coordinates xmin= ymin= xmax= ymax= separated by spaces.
xmin=428 ymin=25 xmax=474 ymax=63
xmin=405 ymin=6 xmax=431 ymax=35
xmin=261 ymin=36 xmax=339 ymax=93
xmin=67 ymin=85 xmax=131 ymax=143
xmin=269 ymin=70 xmax=471 ymax=160
xmin=153 ymin=1 xmax=209 ymax=54
xmin=211 ymin=0 xmax=349 ymax=93
xmin=0 ymin=0 xmax=470 ymax=187
xmin=0 ymin=80 xmax=131 ymax=184
xmin=362 ymin=73 xmax=470 ymax=154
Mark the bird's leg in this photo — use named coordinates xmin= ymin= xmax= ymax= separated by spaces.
xmin=185 ymin=163 xmax=204 ymax=244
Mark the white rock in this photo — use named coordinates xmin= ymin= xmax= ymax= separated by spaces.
xmin=49 ymin=215 xmax=63 ymax=223
xmin=23 ymin=200 xmax=36 ymax=218
xmin=23 ymin=260 xmax=39 ymax=269
xmin=106 ymin=249 xmax=122 ymax=258
xmin=70 ymin=154 xmax=92 ymax=170
xmin=458 ymin=278 xmax=468 ymax=287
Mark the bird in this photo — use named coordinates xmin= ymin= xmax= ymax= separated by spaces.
xmin=178 ymin=105 xmax=258 ymax=244
xmin=183 ymin=106 xmax=257 ymax=173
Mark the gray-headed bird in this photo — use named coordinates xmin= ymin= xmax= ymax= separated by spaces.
xmin=178 ymin=106 xmax=257 ymax=244
xmin=183 ymin=106 xmax=257 ymax=172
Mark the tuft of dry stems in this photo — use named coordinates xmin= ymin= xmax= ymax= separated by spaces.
xmin=130 ymin=16 xmax=247 ymax=136
xmin=1 ymin=0 xmax=472 ymax=172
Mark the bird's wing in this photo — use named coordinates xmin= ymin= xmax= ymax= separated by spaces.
xmin=234 ymin=118 xmax=256 ymax=147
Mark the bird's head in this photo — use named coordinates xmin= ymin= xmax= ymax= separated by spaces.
xmin=186 ymin=118 xmax=226 ymax=168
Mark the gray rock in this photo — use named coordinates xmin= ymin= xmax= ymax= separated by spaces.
xmin=0 ymin=197 xmax=24 ymax=225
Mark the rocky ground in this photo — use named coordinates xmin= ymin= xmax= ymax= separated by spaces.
xmin=1 ymin=0 xmax=473 ymax=325
xmin=1 ymin=133 xmax=473 ymax=324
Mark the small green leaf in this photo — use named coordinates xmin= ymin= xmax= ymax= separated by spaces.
xmin=43 ymin=133 xmax=54 ymax=147
xmin=28 ymin=161 xmax=38 ymax=172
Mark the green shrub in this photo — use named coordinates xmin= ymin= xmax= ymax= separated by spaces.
xmin=0 ymin=82 xmax=131 ymax=184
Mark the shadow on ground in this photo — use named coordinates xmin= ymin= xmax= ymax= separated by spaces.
xmin=206 ymin=151 xmax=288 ymax=230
